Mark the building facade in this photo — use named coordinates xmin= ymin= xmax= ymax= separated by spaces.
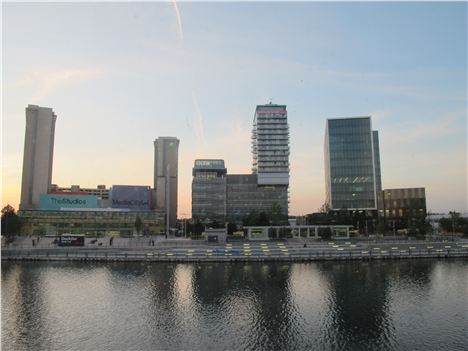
xmin=20 ymin=105 xmax=57 ymax=209
xmin=192 ymin=159 xmax=227 ymax=221
xmin=226 ymin=174 xmax=288 ymax=222
xmin=154 ymin=137 xmax=179 ymax=227
xmin=325 ymin=116 xmax=381 ymax=210
xmin=19 ymin=209 xmax=164 ymax=236
xmin=379 ymin=188 xmax=427 ymax=231
xmin=252 ymin=104 xmax=290 ymax=186
xmin=49 ymin=184 xmax=110 ymax=199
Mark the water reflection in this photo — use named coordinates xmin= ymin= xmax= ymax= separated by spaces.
xmin=2 ymin=260 xmax=466 ymax=351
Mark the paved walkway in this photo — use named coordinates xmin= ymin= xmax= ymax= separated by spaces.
xmin=3 ymin=238 xmax=468 ymax=262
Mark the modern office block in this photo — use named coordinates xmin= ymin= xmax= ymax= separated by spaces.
xmin=379 ymin=188 xmax=426 ymax=220
xmin=192 ymin=159 xmax=227 ymax=221
xmin=154 ymin=137 xmax=179 ymax=227
xmin=373 ymin=130 xmax=382 ymax=193
xmin=20 ymin=105 xmax=57 ymax=209
xmin=378 ymin=187 xmax=427 ymax=233
xmin=226 ymin=174 xmax=288 ymax=222
xmin=324 ymin=116 xmax=380 ymax=210
xmin=252 ymin=104 xmax=289 ymax=185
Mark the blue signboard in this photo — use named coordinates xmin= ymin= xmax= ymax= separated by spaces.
xmin=111 ymin=185 xmax=151 ymax=211
xmin=39 ymin=194 xmax=98 ymax=210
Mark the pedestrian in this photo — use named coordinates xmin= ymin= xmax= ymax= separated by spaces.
xmin=32 ymin=239 xmax=35 ymax=247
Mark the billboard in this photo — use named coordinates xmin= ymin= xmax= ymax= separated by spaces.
xmin=39 ymin=194 xmax=98 ymax=210
xmin=58 ymin=234 xmax=85 ymax=247
xmin=111 ymin=185 xmax=151 ymax=211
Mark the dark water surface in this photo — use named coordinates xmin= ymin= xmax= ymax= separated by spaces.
xmin=2 ymin=260 xmax=467 ymax=351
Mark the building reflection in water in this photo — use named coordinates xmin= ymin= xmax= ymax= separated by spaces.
xmin=3 ymin=259 xmax=463 ymax=351
xmin=314 ymin=260 xmax=435 ymax=350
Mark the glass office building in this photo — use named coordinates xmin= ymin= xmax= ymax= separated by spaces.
xmin=192 ymin=159 xmax=227 ymax=221
xmin=325 ymin=117 xmax=381 ymax=210
xmin=226 ymin=174 xmax=288 ymax=222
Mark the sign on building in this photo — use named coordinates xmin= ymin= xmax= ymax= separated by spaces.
xmin=39 ymin=194 xmax=98 ymax=210
xmin=111 ymin=185 xmax=151 ymax=211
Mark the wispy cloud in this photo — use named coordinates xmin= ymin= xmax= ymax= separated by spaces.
xmin=171 ymin=0 xmax=184 ymax=42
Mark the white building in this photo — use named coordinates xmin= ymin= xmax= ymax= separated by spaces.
xmin=252 ymin=103 xmax=290 ymax=185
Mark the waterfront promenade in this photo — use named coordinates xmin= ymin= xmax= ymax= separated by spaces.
xmin=2 ymin=236 xmax=467 ymax=262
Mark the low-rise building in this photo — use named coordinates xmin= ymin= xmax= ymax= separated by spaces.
xmin=379 ymin=187 xmax=427 ymax=233
xmin=226 ymin=174 xmax=288 ymax=222
xmin=19 ymin=209 xmax=165 ymax=236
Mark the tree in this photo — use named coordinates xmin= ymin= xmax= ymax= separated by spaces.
xmin=439 ymin=212 xmax=468 ymax=237
xmin=1 ymin=205 xmax=21 ymax=242
xmin=318 ymin=227 xmax=332 ymax=241
xmin=193 ymin=220 xmax=204 ymax=236
xmin=134 ymin=216 xmax=143 ymax=235
xmin=258 ymin=211 xmax=270 ymax=226
xmin=227 ymin=222 xmax=237 ymax=235
xmin=243 ymin=210 xmax=259 ymax=226
xmin=318 ymin=203 xmax=330 ymax=214
xmin=269 ymin=202 xmax=283 ymax=225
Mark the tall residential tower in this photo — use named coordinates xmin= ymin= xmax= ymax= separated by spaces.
xmin=324 ymin=116 xmax=381 ymax=211
xmin=20 ymin=105 xmax=57 ymax=209
xmin=154 ymin=137 xmax=179 ymax=227
xmin=252 ymin=104 xmax=289 ymax=185
xmin=250 ymin=103 xmax=289 ymax=217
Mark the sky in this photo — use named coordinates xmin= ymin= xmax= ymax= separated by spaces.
xmin=2 ymin=1 xmax=467 ymax=216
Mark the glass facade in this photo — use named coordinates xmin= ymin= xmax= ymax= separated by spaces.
xmin=325 ymin=117 xmax=380 ymax=210
xmin=19 ymin=210 xmax=164 ymax=236
xmin=226 ymin=174 xmax=288 ymax=222
xmin=191 ymin=160 xmax=227 ymax=221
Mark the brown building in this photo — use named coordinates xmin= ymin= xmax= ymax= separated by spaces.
xmin=379 ymin=187 xmax=427 ymax=233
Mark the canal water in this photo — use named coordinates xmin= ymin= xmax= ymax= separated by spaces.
xmin=2 ymin=260 xmax=467 ymax=351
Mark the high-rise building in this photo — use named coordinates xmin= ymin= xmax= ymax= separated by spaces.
xmin=324 ymin=116 xmax=381 ymax=210
xmin=154 ymin=137 xmax=179 ymax=227
xmin=250 ymin=103 xmax=289 ymax=218
xmin=20 ymin=105 xmax=57 ymax=209
xmin=252 ymin=103 xmax=289 ymax=185
xmin=192 ymin=159 xmax=227 ymax=221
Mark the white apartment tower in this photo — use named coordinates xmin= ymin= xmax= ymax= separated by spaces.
xmin=20 ymin=105 xmax=57 ymax=209
xmin=252 ymin=103 xmax=290 ymax=185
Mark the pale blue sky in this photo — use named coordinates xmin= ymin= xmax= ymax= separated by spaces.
xmin=2 ymin=1 xmax=467 ymax=215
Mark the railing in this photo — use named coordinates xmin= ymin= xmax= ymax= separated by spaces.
xmin=2 ymin=248 xmax=467 ymax=262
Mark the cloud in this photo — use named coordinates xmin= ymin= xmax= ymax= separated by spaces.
xmin=171 ymin=0 xmax=184 ymax=42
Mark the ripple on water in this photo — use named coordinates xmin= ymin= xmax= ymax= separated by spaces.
xmin=1 ymin=260 xmax=467 ymax=351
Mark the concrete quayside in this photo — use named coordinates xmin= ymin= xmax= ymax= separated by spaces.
xmin=2 ymin=239 xmax=468 ymax=262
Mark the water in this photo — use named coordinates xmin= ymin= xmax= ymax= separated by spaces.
xmin=2 ymin=260 xmax=467 ymax=351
